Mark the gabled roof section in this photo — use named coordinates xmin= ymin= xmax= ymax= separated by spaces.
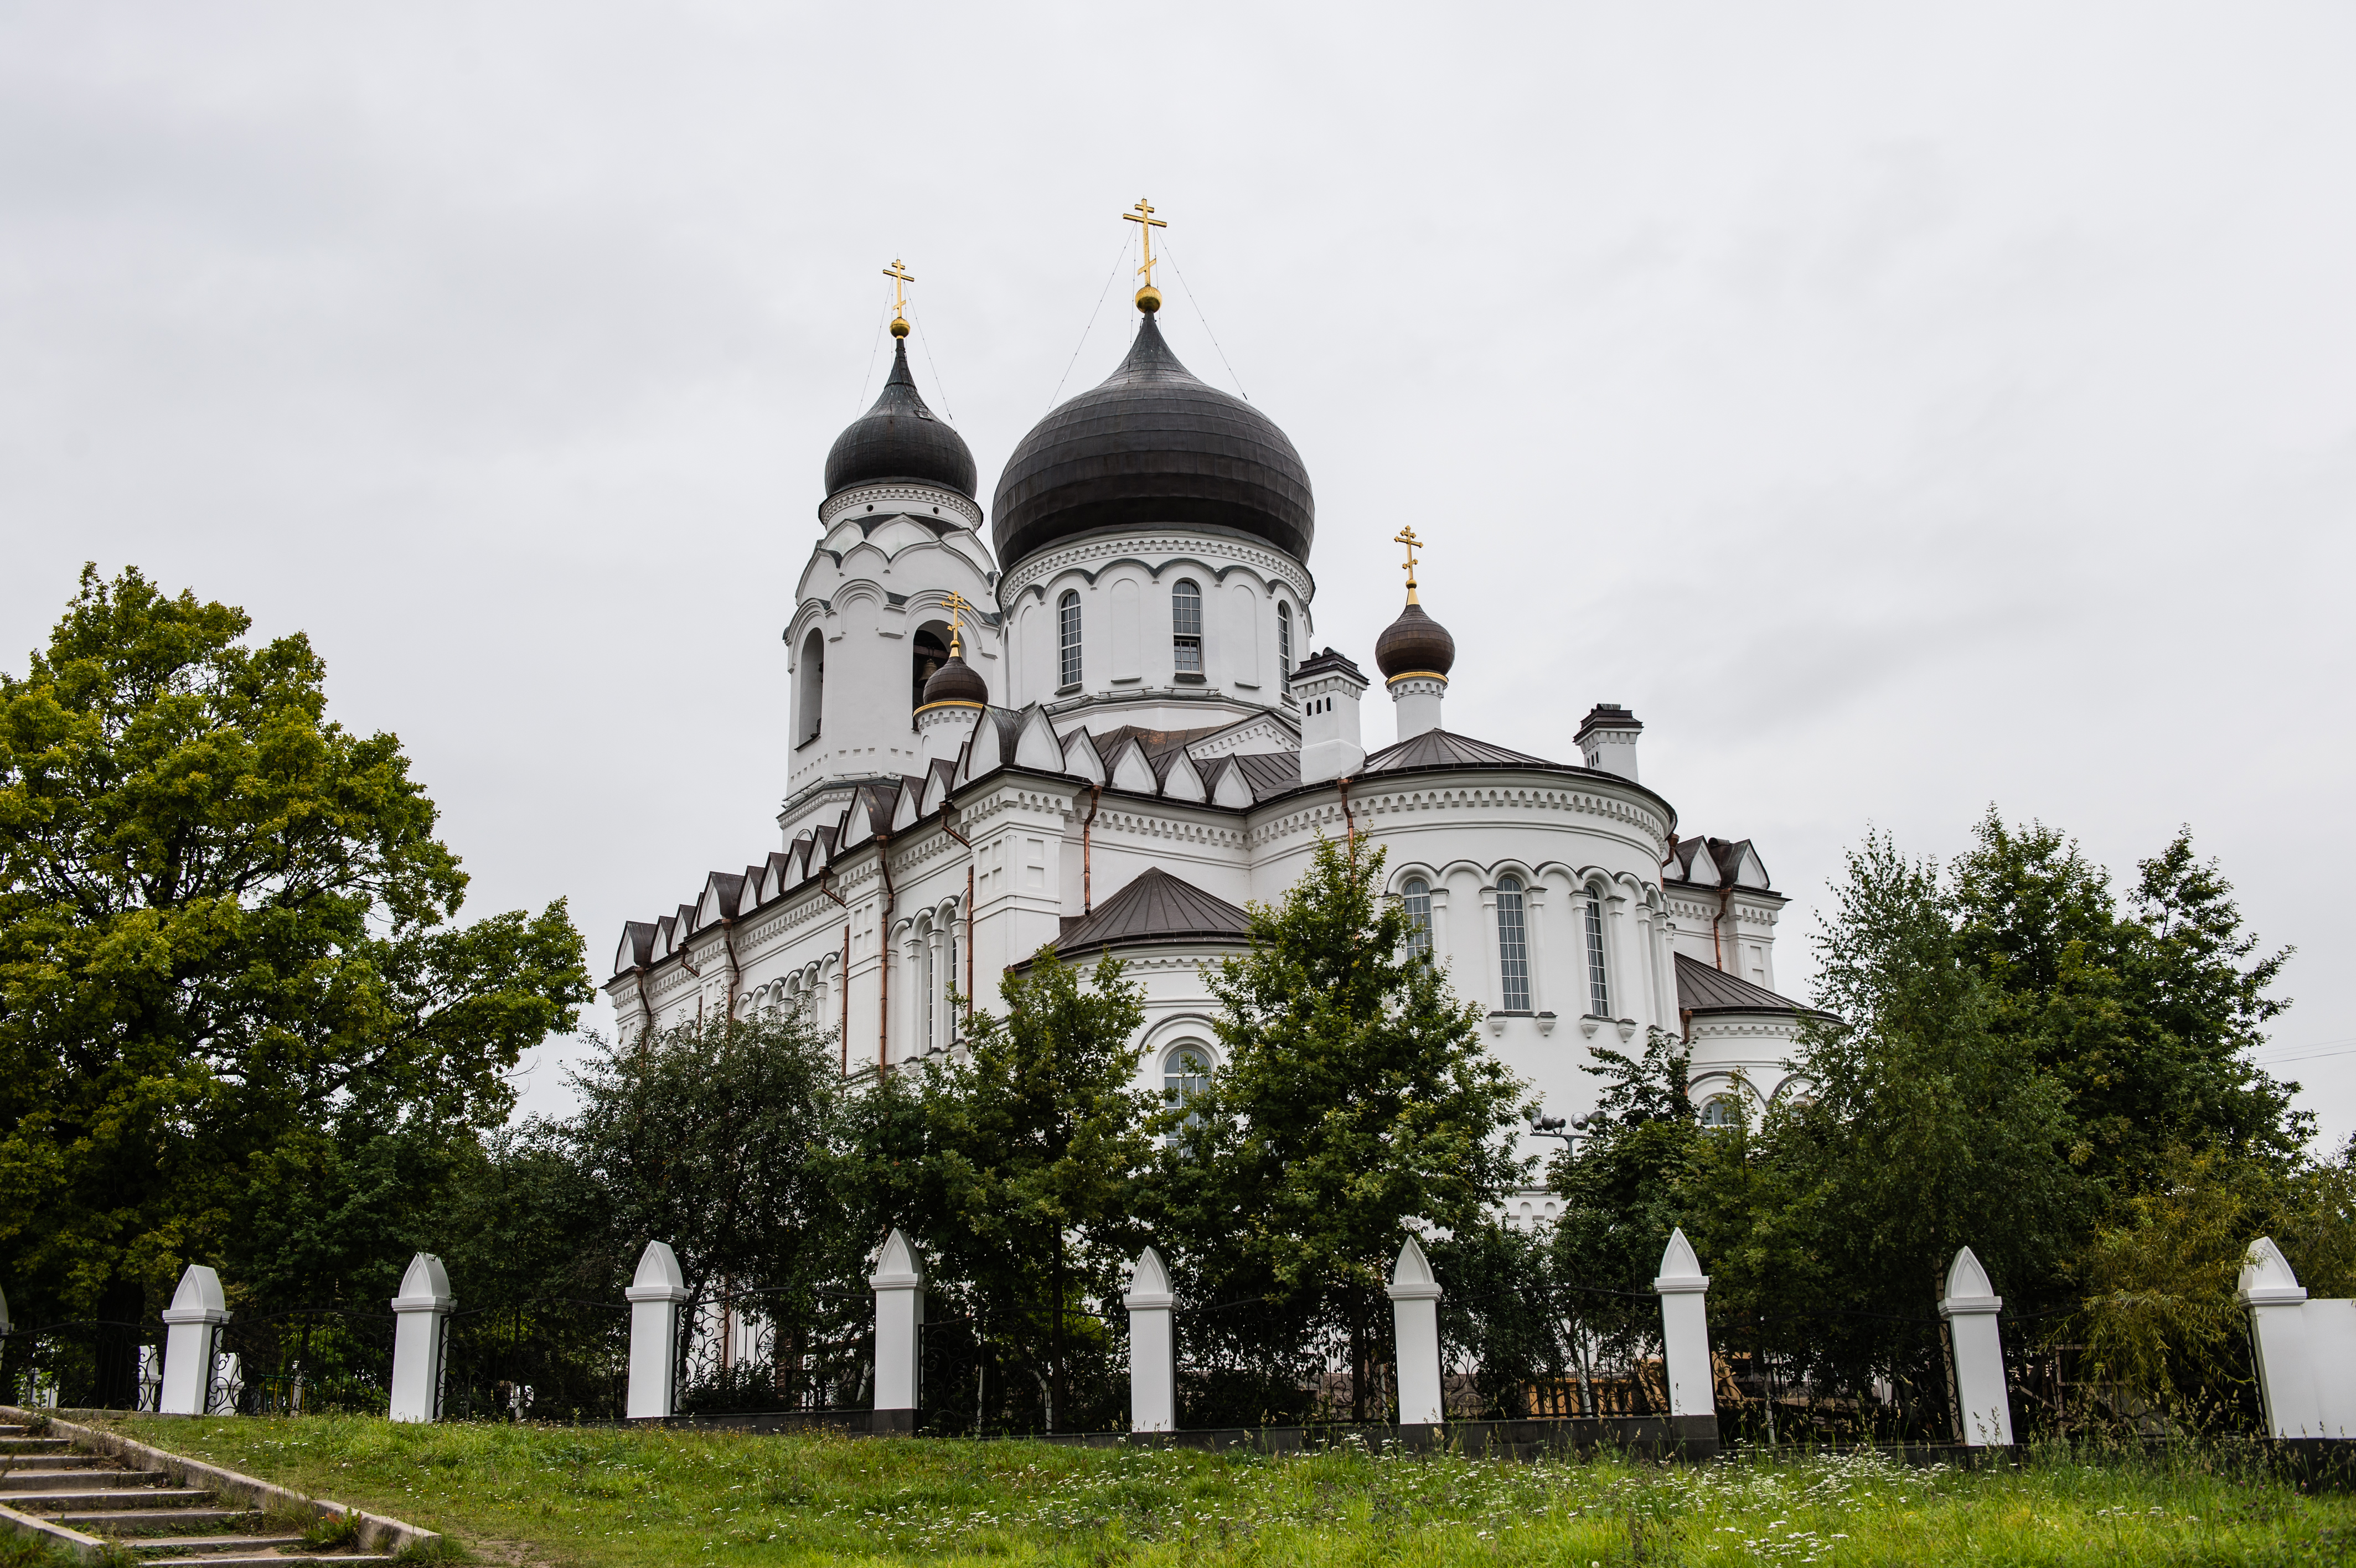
xmin=1089 ymin=722 xmax=1231 ymax=763
xmin=1156 ymin=749 xmax=1208 ymax=803
xmin=1360 ymin=728 xmax=1558 ymax=774
xmin=1062 ymin=726 xmax=1108 ymax=783
xmin=1667 ymin=837 xmax=1721 ymax=886
xmin=614 ymin=921 xmax=656 ymax=976
xmin=1229 ymin=750 xmax=1302 ymax=800
xmin=1709 ymin=837 xmax=1773 ymax=891
xmin=1108 ymin=736 xmax=1159 ymax=795
xmin=1675 ymin=953 xmax=1814 ymax=1017
xmin=1051 ymin=866 xmax=1253 ymax=960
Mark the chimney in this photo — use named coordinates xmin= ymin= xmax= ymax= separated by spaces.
xmin=1575 ymin=703 xmax=1643 ymax=782
xmin=1294 ymin=648 xmax=1367 ymax=785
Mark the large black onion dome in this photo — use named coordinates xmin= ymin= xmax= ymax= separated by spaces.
xmin=918 ymin=650 xmax=989 ymax=709
xmin=1375 ymin=598 xmax=1455 ymax=681
xmin=991 ymin=313 xmax=1314 ymax=569
xmin=824 ymin=339 xmax=977 ymax=500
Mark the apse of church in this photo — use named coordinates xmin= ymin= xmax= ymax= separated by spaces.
xmin=609 ymin=205 xmax=1812 ymax=1215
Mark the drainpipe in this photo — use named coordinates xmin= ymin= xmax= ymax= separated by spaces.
xmin=1713 ymin=886 xmax=1732 ymax=972
xmin=1081 ymin=784 xmax=1102 ymax=914
xmin=875 ymin=826 xmax=896 ymax=1072
xmin=940 ymin=804 xmax=977 ymax=1038
xmin=720 ymin=914 xmax=741 ymax=1024
xmin=1337 ymin=775 xmax=1355 ymax=849
xmin=632 ymin=967 xmax=657 ymax=1048
xmin=820 ymin=868 xmax=851 ymax=1077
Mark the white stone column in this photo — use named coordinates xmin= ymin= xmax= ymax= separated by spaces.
xmin=1652 ymin=1229 xmax=1716 ymax=1431
xmin=870 ymin=1228 xmax=925 ymax=1427
xmin=1123 ymin=1246 xmax=1177 ymax=1434
xmin=1388 ymin=1236 xmax=1445 ymax=1427
xmin=388 ymin=1253 xmax=456 ymax=1424
xmin=159 ymin=1264 xmax=229 ymax=1416
xmin=1938 ymin=1246 xmax=2013 ymax=1445
xmin=625 ymin=1241 xmax=691 ymax=1421
xmin=2239 ymin=1235 xmax=2320 ymax=1438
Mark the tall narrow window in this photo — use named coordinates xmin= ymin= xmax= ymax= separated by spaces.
xmin=1583 ymin=896 xmax=1610 ymax=1017
xmin=796 ymin=629 xmax=825 ymax=744
xmin=1277 ymin=601 xmax=1294 ymax=696
xmin=1164 ymin=1046 xmax=1213 ymax=1139
xmin=945 ymin=920 xmax=959 ymax=1043
xmin=917 ymin=922 xmax=935 ymax=1055
xmin=1171 ymin=579 xmax=1202 ymax=674
xmin=1402 ymin=877 xmax=1433 ymax=959
xmin=1497 ymin=874 xmax=1530 ymax=1012
xmin=1058 ymin=591 xmax=1083 ymax=688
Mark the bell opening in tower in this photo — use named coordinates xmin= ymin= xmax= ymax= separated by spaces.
xmin=911 ymin=624 xmax=951 ymax=717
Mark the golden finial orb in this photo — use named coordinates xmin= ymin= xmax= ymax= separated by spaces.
xmin=1135 ymin=285 xmax=1162 ymax=313
xmin=890 ymin=315 xmax=911 ymax=338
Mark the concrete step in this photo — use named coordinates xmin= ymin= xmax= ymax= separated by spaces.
xmin=1 ymin=1466 xmax=170 ymax=1491
xmin=120 ymin=1535 xmax=307 ymax=1555
xmin=0 ymin=1437 xmax=73 ymax=1454
xmin=52 ymin=1508 xmax=255 ymax=1534
xmin=0 ymin=1452 xmax=108 ymax=1471
xmin=125 ymin=1556 xmax=391 ymax=1565
xmin=19 ymin=1486 xmax=213 ymax=1511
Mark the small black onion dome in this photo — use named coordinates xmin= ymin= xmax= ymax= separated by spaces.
xmin=1375 ymin=598 xmax=1456 ymax=681
xmin=919 ymin=651 xmax=989 ymax=709
xmin=990 ymin=312 xmax=1314 ymax=570
xmin=824 ymin=338 xmax=977 ymax=500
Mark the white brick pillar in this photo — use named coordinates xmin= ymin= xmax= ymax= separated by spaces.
xmin=624 ymin=1241 xmax=691 ymax=1421
xmin=1388 ymin=1236 xmax=1445 ymax=1427
xmin=2239 ymin=1235 xmax=2320 ymax=1438
xmin=1938 ymin=1246 xmax=2013 ymax=1445
xmin=1652 ymin=1228 xmax=1717 ymax=1447
xmin=159 ymin=1265 xmax=229 ymax=1416
xmin=870 ymin=1228 xmax=924 ymax=1430
xmin=1123 ymin=1246 xmax=1177 ymax=1434
xmin=388 ymin=1253 xmax=456 ymax=1424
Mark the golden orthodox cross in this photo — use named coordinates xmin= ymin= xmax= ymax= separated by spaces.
xmin=882 ymin=258 xmax=914 ymax=327
xmin=943 ymin=589 xmax=970 ymax=655
xmin=1394 ymin=525 xmax=1424 ymax=602
xmin=1123 ymin=199 xmax=1167 ymax=288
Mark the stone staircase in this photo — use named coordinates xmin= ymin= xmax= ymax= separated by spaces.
xmin=0 ymin=1421 xmax=410 ymax=1563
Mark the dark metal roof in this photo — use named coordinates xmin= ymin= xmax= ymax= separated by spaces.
xmin=1675 ymin=953 xmax=1810 ymax=1016
xmin=1086 ymin=722 xmax=1229 ymax=762
xmin=1374 ymin=599 xmax=1456 ymax=680
xmin=1227 ymin=750 xmax=1303 ymax=798
xmin=1291 ymin=646 xmax=1365 ymax=684
xmin=824 ymin=338 xmax=978 ymax=500
xmin=990 ymin=313 xmax=1314 ymax=570
xmin=1575 ymin=702 xmax=1642 ymax=742
xmin=1051 ymin=866 xmax=1253 ymax=960
xmin=1359 ymin=728 xmax=1558 ymax=774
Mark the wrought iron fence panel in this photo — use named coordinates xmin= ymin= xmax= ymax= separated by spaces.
xmin=1711 ymin=1307 xmax=1952 ymax=1445
xmin=675 ymin=1284 xmax=870 ymax=1417
xmin=206 ymin=1307 xmax=396 ymax=1416
xmin=439 ymin=1298 xmax=627 ymax=1424
xmin=1 ymin=1320 xmax=161 ymax=1411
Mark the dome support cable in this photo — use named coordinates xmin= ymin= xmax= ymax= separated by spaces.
xmin=854 ymin=296 xmax=891 ymax=417
xmin=1162 ymin=241 xmax=1251 ymax=403
xmin=1048 ymin=237 xmax=1135 ymax=413
xmin=907 ymin=304 xmax=957 ymax=423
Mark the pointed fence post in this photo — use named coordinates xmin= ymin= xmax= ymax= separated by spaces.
xmin=388 ymin=1254 xmax=456 ymax=1423
xmin=1651 ymin=1228 xmax=1718 ymax=1452
xmin=159 ymin=1264 xmax=229 ymax=1416
xmin=1123 ymin=1247 xmax=1177 ymax=1434
xmin=1938 ymin=1246 xmax=2013 ymax=1445
xmin=625 ymin=1241 xmax=691 ymax=1421
xmin=2239 ymin=1235 xmax=2320 ymax=1438
xmin=870 ymin=1228 xmax=924 ymax=1434
xmin=1388 ymin=1236 xmax=1446 ymax=1429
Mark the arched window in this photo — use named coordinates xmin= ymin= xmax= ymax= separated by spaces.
xmin=796 ymin=629 xmax=824 ymax=745
xmin=1496 ymin=874 xmax=1530 ymax=1012
xmin=1583 ymin=894 xmax=1611 ymax=1017
xmin=1402 ymin=878 xmax=1433 ymax=959
xmin=915 ymin=918 xmax=935 ymax=1057
xmin=911 ymin=623 xmax=949 ymax=716
xmin=1058 ymin=591 xmax=1083 ymax=689
xmin=1164 ymin=1045 xmax=1213 ymax=1137
xmin=1276 ymin=601 xmax=1294 ymax=696
xmin=1700 ymin=1094 xmax=1741 ymax=1130
xmin=943 ymin=913 xmax=960 ymax=1046
xmin=1171 ymin=579 xmax=1202 ymax=674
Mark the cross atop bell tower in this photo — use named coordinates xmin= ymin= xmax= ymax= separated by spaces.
xmin=1124 ymin=198 xmax=1168 ymax=313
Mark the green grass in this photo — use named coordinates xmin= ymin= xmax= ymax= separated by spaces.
xmin=73 ymin=1414 xmax=2352 ymax=1566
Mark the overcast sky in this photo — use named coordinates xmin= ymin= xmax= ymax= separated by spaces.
xmin=6 ymin=3 xmax=2351 ymax=1142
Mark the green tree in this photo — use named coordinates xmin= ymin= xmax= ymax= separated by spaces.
xmin=926 ymin=950 xmax=1152 ymax=1432
xmin=0 ymin=565 xmax=589 ymax=1342
xmin=1154 ymin=833 xmax=1528 ymax=1422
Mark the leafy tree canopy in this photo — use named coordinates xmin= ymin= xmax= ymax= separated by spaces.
xmin=0 ymin=565 xmax=590 ymax=1320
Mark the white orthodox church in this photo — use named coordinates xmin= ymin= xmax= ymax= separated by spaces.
xmin=608 ymin=273 xmax=1815 ymax=1223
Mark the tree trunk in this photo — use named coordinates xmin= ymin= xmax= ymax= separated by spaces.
xmin=1049 ymin=1228 xmax=1066 ymax=1434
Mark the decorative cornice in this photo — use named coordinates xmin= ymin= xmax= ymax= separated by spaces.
xmin=999 ymin=531 xmax=1314 ymax=606
xmin=819 ymin=481 xmax=985 ymax=532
